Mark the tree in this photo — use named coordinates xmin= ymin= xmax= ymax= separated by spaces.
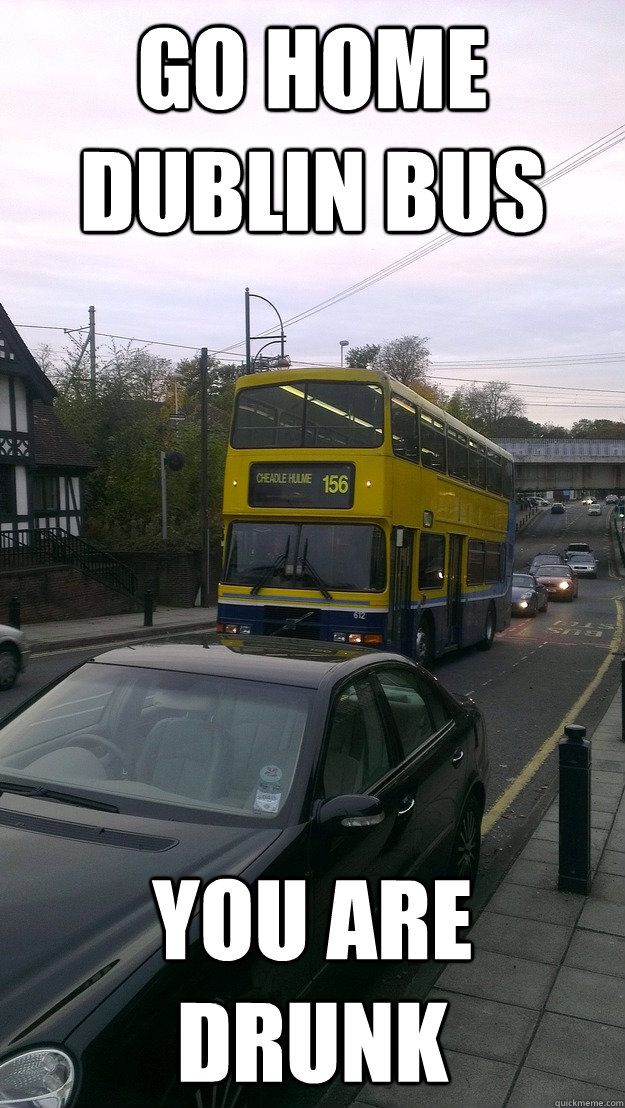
xmin=447 ymin=381 xmax=526 ymax=436
xmin=408 ymin=380 xmax=450 ymax=409
xmin=570 ymin=418 xmax=625 ymax=439
xmin=47 ymin=340 xmax=231 ymax=551
xmin=374 ymin=335 xmax=430 ymax=385
xmin=346 ymin=343 xmax=380 ymax=369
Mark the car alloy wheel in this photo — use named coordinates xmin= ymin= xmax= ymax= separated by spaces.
xmin=0 ymin=647 xmax=19 ymax=690
xmin=448 ymin=796 xmax=482 ymax=883
xmin=414 ymin=619 xmax=434 ymax=668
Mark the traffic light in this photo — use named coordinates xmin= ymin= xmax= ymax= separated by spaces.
xmin=164 ymin=451 xmax=185 ymax=472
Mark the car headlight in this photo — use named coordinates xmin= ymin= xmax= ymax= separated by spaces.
xmin=0 ymin=1049 xmax=74 ymax=1108
xmin=518 ymin=599 xmax=529 ymax=609
xmin=558 ymin=580 xmax=570 ymax=589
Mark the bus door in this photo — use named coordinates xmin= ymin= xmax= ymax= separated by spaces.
xmin=388 ymin=527 xmax=414 ymax=655
xmin=447 ymin=534 xmax=464 ymax=646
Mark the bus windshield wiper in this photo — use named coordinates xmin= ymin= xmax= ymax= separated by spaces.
xmin=250 ymin=537 xmax=290 ymax=595
xmin=296 ymin=540 xmax=333 ymax=600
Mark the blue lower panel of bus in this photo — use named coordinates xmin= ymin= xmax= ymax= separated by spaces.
xmin=218 ymin=601 xmax=387 ymax=642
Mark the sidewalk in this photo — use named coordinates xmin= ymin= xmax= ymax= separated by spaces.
xmin=22 ymin=605 xmax=218 ymax=653
xmin=344 ymin=688 xmax=625 ymax=1108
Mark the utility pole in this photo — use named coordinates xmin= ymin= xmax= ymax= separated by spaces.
xmin=89 ymin=305 xmax=96 ymax=398
xmin=245 ymin=287 xmax=251 ymax=374
xmin=199 ymin=347 xmax=210 ymax=606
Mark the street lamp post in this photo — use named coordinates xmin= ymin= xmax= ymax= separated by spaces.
xmin=245 ymin=288 xmax=287 ymax=373
xmin=339 ymin=339 xmax=349 ymax=367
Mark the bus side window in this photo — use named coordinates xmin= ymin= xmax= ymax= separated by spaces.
xmin=391 ymin=398 xmax=419 ymax=462
xmin=418 ymin=533 xmax=445 ymax=590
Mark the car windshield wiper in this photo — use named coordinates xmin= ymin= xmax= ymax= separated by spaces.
xmin=250 ymin=537 xmax=291 ymax=595
xmin=296 ymin=540 xmax=333 ymax=600
xmin=0 ymin=778 xmax=119 ymax=813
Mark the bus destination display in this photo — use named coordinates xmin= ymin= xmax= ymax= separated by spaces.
xmin=249 ymin=463 xmax=355 ymax=508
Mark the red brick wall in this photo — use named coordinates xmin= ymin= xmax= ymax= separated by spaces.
xmin=0 ymin=565 xmax=141 ymax=623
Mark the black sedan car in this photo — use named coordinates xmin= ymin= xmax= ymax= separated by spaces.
xmin=511 ymin=572 xmax=549 ymax=616
xmin=0 ymin=636 xmax=488 ymax=1108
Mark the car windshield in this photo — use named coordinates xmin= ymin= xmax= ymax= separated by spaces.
xmin=569 ymin=555 xmax=593 ymax=563
xmin=513 ymin=574 xmax=535 ymax=587
xmin=539 ymin=565 xmax=572 ymax=576
xmin=0 ymin=663 xmax=312 ymax=821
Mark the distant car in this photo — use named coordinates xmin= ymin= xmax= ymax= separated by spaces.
xmin=581 ymin=497 xmax=596 ymax=505
xmin=533 ymin=497 xmax=551 ymax=507
xmin=566 ymin=553 xmax=598 ymax=578
xmin=533 ymin=563 xmax=579 ymax=601
xmin=0 ymin=624 xmax=30 ymax=690
xmin=0 ymin=634 xmax=489 ymax=1108
xmin=564 ymin=542 xmax=592 ymax=558
xmin=550 ymin=502 xmax=566 ymax=514
xmin=529 ymin=553 xmax=566 ymax=575
xmin=588 ymin=504 xmax=602 ymax=516
xmin=605 ymin=494 xmax=619 ymax=504
xmin=511 ymin=573 xmax=549 ymax=616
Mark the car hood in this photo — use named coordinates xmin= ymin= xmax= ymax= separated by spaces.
xmin=0 ymin=795 xmax=283 ymax=1048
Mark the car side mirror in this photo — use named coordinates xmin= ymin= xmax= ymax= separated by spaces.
xmin=316 ymin=793 xmax=384 ymax=829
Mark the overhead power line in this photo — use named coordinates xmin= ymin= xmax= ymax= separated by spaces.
xmin=16 ymin=125 xmax=625 ymax=363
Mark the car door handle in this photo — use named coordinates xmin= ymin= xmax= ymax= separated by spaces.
xmin=397 ymin=795 xmax=415 ymax=817
xmin=451 ymin=749 xmax=464 ymax=766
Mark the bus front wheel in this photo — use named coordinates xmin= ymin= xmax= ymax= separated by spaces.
xmin=414 ymin=618 xmax=434 ymax=668
xmin=477 ymin=604 xmax=496 ymax=651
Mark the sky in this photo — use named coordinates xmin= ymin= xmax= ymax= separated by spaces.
xmin=1 ymin=0 xmax=624 ymax=428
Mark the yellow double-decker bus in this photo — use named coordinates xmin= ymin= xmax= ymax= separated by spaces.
xmin=217 ymin=368 xmax=515 ymax=665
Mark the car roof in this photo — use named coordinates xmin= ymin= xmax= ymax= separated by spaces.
xmin=91 ymin=635 xmax=412 ymax=689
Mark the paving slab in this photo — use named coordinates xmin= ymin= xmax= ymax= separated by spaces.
xmin=564 ymin=927 xmax=625 ymax=973
xmin=577 ymin=897 xmax=625 ymax=937
xmin=546 ymin=963 xmax=625 ymax=1025
xmin=506 ymin=1067 xmax=625 ymax=1108
xmin=435 ymin=948 xmax=558 ymax=1009
xmin=525 ymin=1010 xmax=625 ymax=1090
xmin=589 ymin=871 xmax=625 ymax=903
xmin=486 ymin=883 xmax=584 ymax=927
xmin=599 ymin=848 xmax=625 ymax=874
xmin=505 ymin=858 xmax=558 ymax=889
xmin=352 ymin=1052 xmax=516 ymax=1108
xmin=467 ymin=911 xmax=570 ymax=965
xmin=428 ymin=988 xmax=540 ymax=1064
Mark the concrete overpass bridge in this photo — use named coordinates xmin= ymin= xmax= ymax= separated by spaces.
xmin=493 ymin=439 xmax=625 ymax=494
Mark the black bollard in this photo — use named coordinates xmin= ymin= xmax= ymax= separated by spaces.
xmin=8 ymin=596 xmax=20 ymax=629
xmin=558 ymin=724 xmax=591 ymax=894
xmin=143 ymin=589 xmax=154 ymax=628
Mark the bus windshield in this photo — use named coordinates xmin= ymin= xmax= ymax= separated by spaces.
xmin=231 ymin=380 xmax=384 ymax=449
xmin=224 ymin=522 xmax=386 ymax=592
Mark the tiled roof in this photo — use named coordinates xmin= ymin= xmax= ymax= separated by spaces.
xmin=32 ymin=399 xmax=95 ymax=470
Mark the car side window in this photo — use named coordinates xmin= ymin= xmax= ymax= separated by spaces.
xmin=322 ymin=678 xmax=391 ymax=797
xmin=376 ymin=667 xmax=454 ymax=758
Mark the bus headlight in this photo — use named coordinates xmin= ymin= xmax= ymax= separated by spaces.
xmin=0 ymin=1049 xmax=74 ymax=1107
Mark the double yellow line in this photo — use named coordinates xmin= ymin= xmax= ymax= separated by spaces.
xmin=483 ymin=598 xmax=624 ymax=835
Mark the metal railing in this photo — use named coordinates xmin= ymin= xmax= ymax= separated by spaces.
xmin=0 ymin=527 xmax=139 ymax=598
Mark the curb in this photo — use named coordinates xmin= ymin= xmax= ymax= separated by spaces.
xmin=29 ymin=621 xmax=218 ymax=655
